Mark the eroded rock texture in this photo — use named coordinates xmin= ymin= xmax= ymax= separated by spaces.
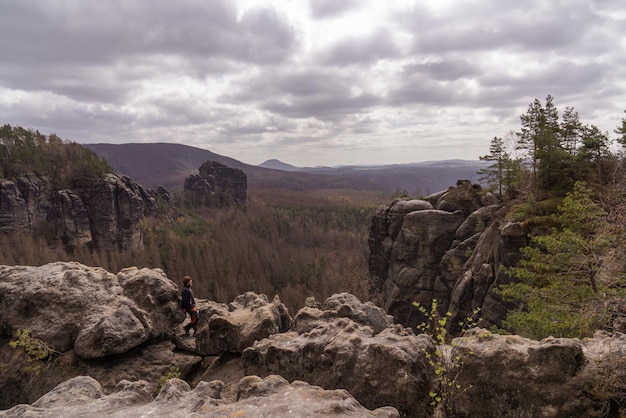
xmin=368 ymin=180 xmax=526 ymax=332
xmin=0 ymin=262 xmax=183 ymax=356
xmin=184 ymin=161 xmax=247 ymax=207
xmin=0 ymin=172 xmax=156 ymax=251
xmin=0 ymin=375 xmax=399 ymax=417
xmin=243 ymin=295 xmax=437 ymax=417
xmin=195 ymin=292 xmax=292 ymax=355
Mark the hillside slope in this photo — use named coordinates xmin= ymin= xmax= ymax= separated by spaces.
xmin=85 ymin=143 xmax=486 ymax=194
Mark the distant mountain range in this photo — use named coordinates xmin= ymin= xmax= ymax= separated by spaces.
xmin=85 ymin=143 xmax=488 ymax=196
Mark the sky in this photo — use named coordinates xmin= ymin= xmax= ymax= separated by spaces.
xmin=1 ymin=0 xmax=625 ymax=167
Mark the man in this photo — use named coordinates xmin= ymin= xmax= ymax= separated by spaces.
xmin=181 ymin=276 xmax=198 ymax=336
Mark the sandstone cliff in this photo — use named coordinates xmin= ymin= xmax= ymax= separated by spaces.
xmin=368 ymin=180 xmax=525 ymax=333
xmin=0 ymin=173 xmax=157 ymax=251
xmin=184 ymin=161 xmax=247 ymax=207
xmin=1 ymin=263 xmax=625 ymax=417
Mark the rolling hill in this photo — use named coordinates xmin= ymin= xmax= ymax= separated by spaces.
xmin=84 ymin=143 xmax=488 ymax=195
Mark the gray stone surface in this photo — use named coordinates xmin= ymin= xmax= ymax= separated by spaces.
xmin=195 ymin=292 xmax=292 ymax=355
xmin=243 ymin=317 xmax=436 ymax=417
xmin=0 ymin=262 xmax=184 ymax=356
xmin=0 ymin=172 xmax=155 ymax=251
xmin=0 ymin=375 xmax=400 ymax=417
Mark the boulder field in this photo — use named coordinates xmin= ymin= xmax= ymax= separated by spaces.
xmin=1 ymin=262 xmax=625 ymax=417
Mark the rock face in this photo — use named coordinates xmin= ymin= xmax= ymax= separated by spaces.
xmin=0 ymin=375 xmax=399 ymax=417
xmin=0 ymin=172 xmax=156 ymax=251
xmin=368 ymin=180 xmax=525 ymax=332
xmin=2 ymin=271 xmax=626 ymax=417
xmin=195 ymin=292 xmax=292 ymax=355
xmin=184 ymin=161 xmax=247 ymax=207
xmin=293 ymin=292 xmax=393 ymax=334
xmin=448 ymin=328 xmax=626 ymax=417
xmin=242 ymin=294 xmax=436 ymax=417
xmin=0 ymin=262 xmax=183 ymax=357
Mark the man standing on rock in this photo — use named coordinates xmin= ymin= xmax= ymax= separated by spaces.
xmin=181 ymin=276 xmax=198 ymax=336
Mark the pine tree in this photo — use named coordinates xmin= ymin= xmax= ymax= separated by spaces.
xmin=498 ymin=182 xmax=622 ymax=339
xmin=478 ymin=136 xmax=510 ymax=197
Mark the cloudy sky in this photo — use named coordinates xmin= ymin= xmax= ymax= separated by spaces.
xmin=1 ymin=0 xmax=625 ymax=167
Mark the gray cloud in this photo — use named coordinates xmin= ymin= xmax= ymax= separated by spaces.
xmin=309 ymin=0 xmax=361 ymax=19
xmin=318 ymin=30 xmax=401 ymax=65
xmin=1 ymin=0 xmax=624 ymax=166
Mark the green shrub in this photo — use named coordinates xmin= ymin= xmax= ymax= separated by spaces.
xmin=156 ymin=366 xmax=181 ymax=394
xmin=413 ymin=299 xmax=480 ymax=416
xmin=9 ymin=329 xmax=59 ymax=374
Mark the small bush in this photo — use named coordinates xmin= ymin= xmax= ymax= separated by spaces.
xmin=9 ymin=329 xmax=59 ymax=374
xmin=156 ymin=366 xmax=181 ymax=394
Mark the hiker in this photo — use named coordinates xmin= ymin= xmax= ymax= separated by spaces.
xmin=181 ymin=275 xmax=198 ymax=336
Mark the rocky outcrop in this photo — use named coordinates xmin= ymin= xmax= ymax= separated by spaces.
xmin=0 ymin=262 xmax=183 ymax=357
xmin=196 ymin=292 xmax=292 ymax=355
xmin=243 ymin=299 xmax=436 ymax=417
xmin=2 ymin=267 xmax=626 ymax=417
xmin=1 ymin=375 xmax=399 ymax=417
xmin=184 ymin=161 xmax=247 ymax=207
xmin=368 ymin=180 xmax=525 ymax=332
xmin=447 ymin=328 xmax=626 ymax=417
xmin=293 ymin=292 xmax=393 ymax=334
xmin=74 ymin=173 xmax=157 ymax=251
xmin=0 ymin=172 xmax=156 ymax=251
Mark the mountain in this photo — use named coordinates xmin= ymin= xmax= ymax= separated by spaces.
xmin=258 ymin=159 xmax=301 ymax=172
xmin=84 ymin=143 xmax=488 ymax=195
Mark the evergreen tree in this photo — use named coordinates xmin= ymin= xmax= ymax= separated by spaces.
xmin=499 ymin=182 xmax=622 ymax=339
xmin=517 ymin=96 xmax=582 ymax=194
xmin=478 ymin=136 xmax=510 ymax=197
xmin=560 ymin=106 xmax=583 ymax=155
xmin=579 ymin=124 xmax=612 ymax=184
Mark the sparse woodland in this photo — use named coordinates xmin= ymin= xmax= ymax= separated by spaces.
xmin=0 ymin=184 xmax=384 ymax=314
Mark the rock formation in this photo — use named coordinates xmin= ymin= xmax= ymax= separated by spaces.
xmin=196 ymin=292 xmax=292 ymax=355
xmin=184 ymin=161 xmax=247 ymax=207
xmin=368 ymin=180 xmax=526 ymax=332
xmin=2 ymin=263 xmax=625 ymax=417
xmin=0 ymin=375 xmax=399 ymax=417
xmin=0 ymin=172 xmax=156 ymax=251
xmin=0 ymin=262 xmax=183 ymax=357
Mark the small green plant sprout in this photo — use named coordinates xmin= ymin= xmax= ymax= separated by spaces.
xmin=156 ymin=366 xmax=181 ymax=394
xmin=9 ymin=329 xmax=60 ymax=374
xmin=413 ymin=299 xmax=480 ymax=417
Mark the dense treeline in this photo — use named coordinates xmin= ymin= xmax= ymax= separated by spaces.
xmin=480 ymin=97 xmax=626 ymax=339
xmin=0 ymin=124 xmax=112 ymax=187
xmin=0 ymin=186 xmax=384 ymax=313
xmin=479 ymin=96 xmax=626 ymax=199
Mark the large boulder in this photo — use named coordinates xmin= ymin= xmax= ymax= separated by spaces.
xmin=293 ymin=293 xmax=393 ymax=334
xmin=195 ymin=292 xmax=292 ymax=355
xmin=242 ymin=317 xmax=436 ymax=417
xmin=447 ymin=328 xmax=626 ymax=417
xmin=0 ymin=375 xmax=399 ymax=417
xmin=0 ymin=262 xmax=184 ymax=357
